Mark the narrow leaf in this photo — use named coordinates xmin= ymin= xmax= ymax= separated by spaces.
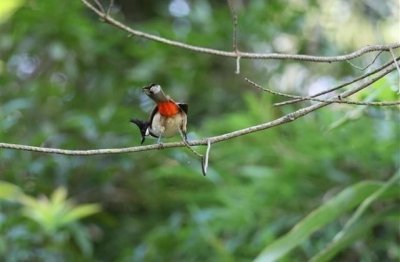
xmin=254 ymin=181 xmax=398 ymax=262
xmin=61 ymin=204 xmax=101 ymax=225
xmin=310 ymin=209 xmax=399 ymax=262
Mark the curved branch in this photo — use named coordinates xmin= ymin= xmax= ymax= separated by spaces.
xmin=1 ymin=62 xmax=396 ymax=156
xmin=80 ymin=0 xmax=400 ymax=62
xmin=245 ymin=78 xmax=400 ymax=107
xmin=346 ymin=50 xmax=383 ymax=71
xmin=275 ymin=57 xmax=400 ymax=106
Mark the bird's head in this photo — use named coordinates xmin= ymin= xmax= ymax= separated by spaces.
xmin=143 ymin=84 xmax=168 ymax=102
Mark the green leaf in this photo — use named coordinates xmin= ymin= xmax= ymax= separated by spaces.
xmin=61 ymin=204 xmax=101 ymax=225
xmin=254 ymin=180 xmax=399 ymax=262
xmin=334 ymin=171 xmax=400 ymax=240
xmin=0 ymin=0 xmax=25 ymax=24
xmin=310 ymin=209 xmax=399 ymax=262
xmin=71 ymin=223 xmax=94 ymax=257
xmin=0 ymin=181 xmax=22 ymax=201
xmin=51 ymin=187 xmax=68 ymax=206
xmin=19 ymin=188 xmax=100 ymax=232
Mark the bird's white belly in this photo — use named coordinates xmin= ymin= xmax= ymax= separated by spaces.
xmin=150 ymin=113 xmax=185 ymax=138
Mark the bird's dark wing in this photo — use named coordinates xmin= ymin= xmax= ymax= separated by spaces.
xmin=146 ymin=106 xmax=161 ymax=139
xmin=148 ymin=105 xmax=159 ymax=122
xmin=130 ymin=119 xmax=149 ymax=144
xmin=178 ymin=103 xmax=188 ymax=114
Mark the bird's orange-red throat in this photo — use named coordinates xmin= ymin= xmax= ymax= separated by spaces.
xmin=157 ymin=101 xmax=180 ymax=117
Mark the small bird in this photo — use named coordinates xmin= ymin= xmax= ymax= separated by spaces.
xmin=130 ymin=84 xmax=188 ymax=144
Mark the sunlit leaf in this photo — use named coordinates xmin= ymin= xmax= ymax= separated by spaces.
xmin=51 ymin=187 xmax=68 ymax=206
xmin=0 ymin=0 xmax=25 ymax=24
xmin=19 ymin=187 xmax=100 ymax=233
xmin=0 ymin=181 xmax=22 ymax=201
xmin=61 ymin=204 xmax=101 ymax=225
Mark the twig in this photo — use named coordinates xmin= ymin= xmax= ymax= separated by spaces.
xmin=227 ymin=0 xmax=240 ymax=74
xmin=389 ymin=48 xmax=400 ymax=94
xmin=236 ymin=55 xmax=241 ymax=74
xmin=179 ymin=131 xmax=207 ymax=176
xmin=245 ymin=77 xmax=400 ymax=107
xmin=227 ymin=0 xmax=238 ymax=51
xmin=0 ymin=62 xmax=396 ymax=156
xmin=92 ymin=0 xmax=105 ymax=13
xmin=179 ymin=130 xmax=202 ymax=159
xmin=106 ymin=0 xmax=114 ymax=17
xmin=202 ymin=140 xmax=211 ymax=176
xmin=275 ymin=56 xmax=400 ymax=106
xmin=346 ymin=50 xmax=383 ymax=71
xmin=80 ymin=0 xmax=400 ymax=62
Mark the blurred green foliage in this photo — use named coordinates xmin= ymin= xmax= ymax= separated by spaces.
xmin=0 ymin=0 xmax=399 ymax=261
xmin=0 ymin=181 xmax=99 ymax=261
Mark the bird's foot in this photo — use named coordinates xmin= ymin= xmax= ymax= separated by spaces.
xmin=156 ymin=136 xmax=164 ymax=149
xmin=157 ymin=142 xmax=164 ymax=149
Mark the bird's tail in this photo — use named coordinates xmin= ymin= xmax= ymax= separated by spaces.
xmin=130 ymin=119 xmax=149 ymax=144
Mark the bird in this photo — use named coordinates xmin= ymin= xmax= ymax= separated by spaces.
xmin=130 ymin=84 xmax=188 ymax=145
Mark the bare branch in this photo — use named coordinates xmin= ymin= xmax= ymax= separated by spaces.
xmin=245 ymin=78 xmax=400 ymax=107
xmin=80 ymin=0 xmax=400 ymax=62
xmin=106 ymin=0 xmax=114 ymax=17
xmin=0 ymin=62 xmax=396 ymax=156
xmin=346 ymin=50 xmax=383 ymax=70
xmin=179 ymin=130 xmax=202 ymax=159
xmin=92 ymin=0 xmax=105 ymax=13
xmin=179 ymin=130 xmax=207 ymax=175
xmin=227 ymin=0 xmax=238 ymax=52
xmin=227 ymin=0 xmax=240 ymax=74
xmin=389 ymin=48 xmax=400 ymax=94
xmin=275 ymin=57 xmax=400 ymax=106
xmin=235 ymin=55 xmax=241 ymax=74
xmin=202 ymin=139 xmax=211 ymax=176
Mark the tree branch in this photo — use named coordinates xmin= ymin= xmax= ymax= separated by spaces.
xmin=274 ymin=57 xmax=400 ymax=106
xmin=389 ymin=48 xmax=400 ymax=94
xmin=80 ymin=0 xmax=400 ymax=62
xmin=1 ymin=62 xmax=396 ymax=156
xmin=345 ymin=50 xmax=383 ymax=71
xmin=245 ymin=78 xmax=400 ymax=107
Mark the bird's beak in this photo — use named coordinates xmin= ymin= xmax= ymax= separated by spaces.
xmin=143 ymin=85 xmax=152 ymax=96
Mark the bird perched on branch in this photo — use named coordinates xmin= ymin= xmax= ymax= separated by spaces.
xmin=130 ymin=84 xmax=188 ymax=144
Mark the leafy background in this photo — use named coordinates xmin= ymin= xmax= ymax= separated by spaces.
xmin=0 ymin=0 xmax=399 ymax=261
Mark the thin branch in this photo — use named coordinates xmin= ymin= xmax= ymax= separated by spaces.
xmin=235 ymin=55 xmax=241 ymax=74
xmin=106 ymin=0 xmax=114 ymax=17
xmin=202 ymin=139 xmax=211 ymax=176
xmin=227 ymin=0 xmax=238 ymax=52
xmin=81 ymin=0 xmax=400 ymax=62
xmin=245 ymin=78 xmax=400 ymax=107
xmin=179 ymin=130 xmax=207 ymax=175
xmin=389 ymin=48 xmax=400 ymax=94
xmin=233 ymin=15 xmax=238 ymax=51
xmin=275 ymin=56 xmax=400 ymax=106
xmin=92 ymin=0 xmax=105 ymax=13
xmin=227 ymin=0 xmax=240 ymax=74
xmin=179 ymin=130 xmax=202 ymax=159
xmin=1 ymin=62 xmax=396 ymax=156
xmin=346 ymin=50 xmax=383 ymax=70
